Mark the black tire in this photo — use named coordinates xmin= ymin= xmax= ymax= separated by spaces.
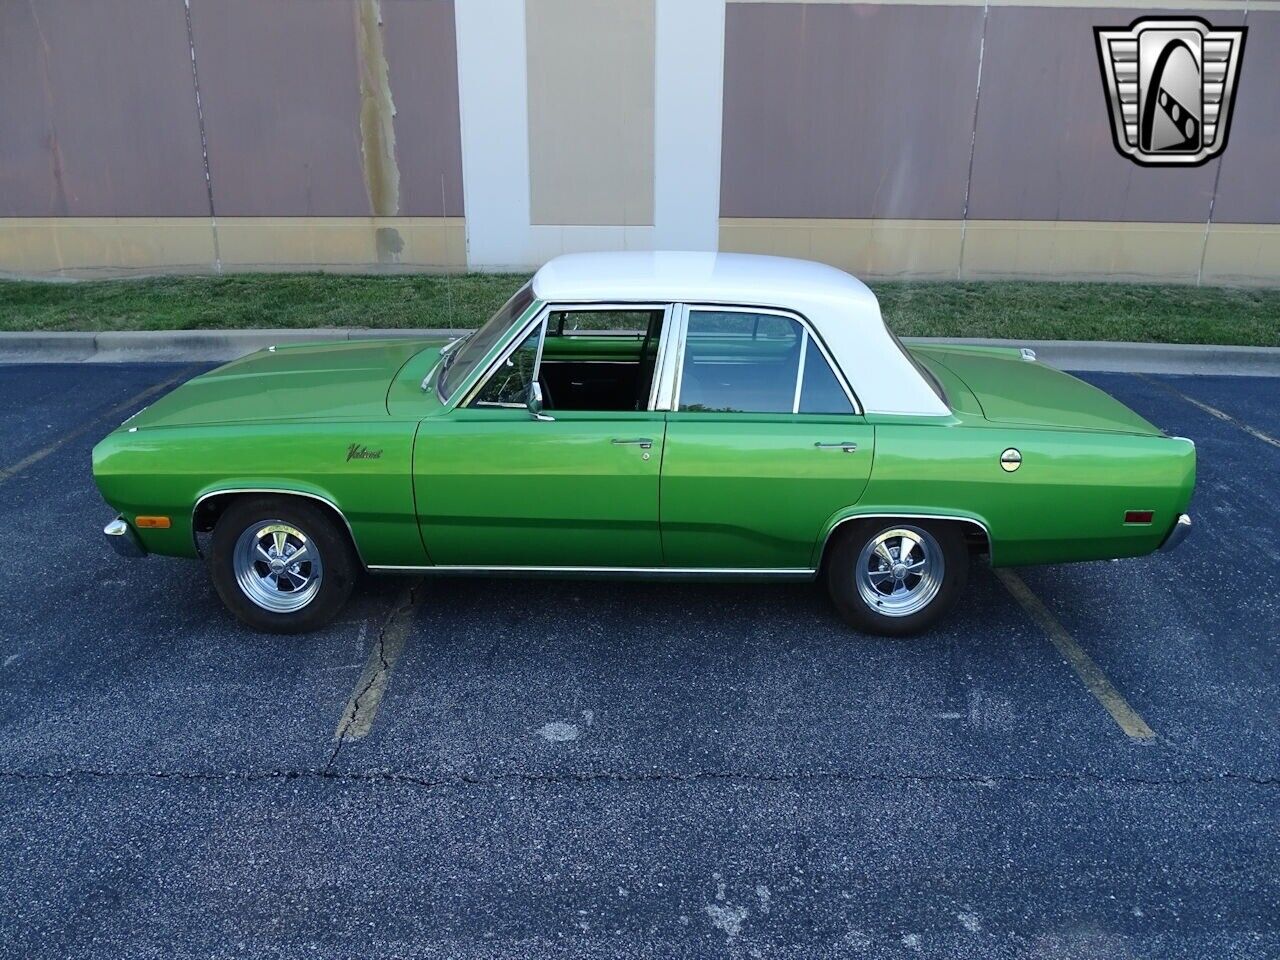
xmin=209 ymin=495 xmax=358 ymax=634
xmin=825 ymin=519 xmax=968 ymax=637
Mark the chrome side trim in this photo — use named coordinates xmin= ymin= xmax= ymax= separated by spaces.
xmin=656 ymin=304 xmax=689 ymax=412
xmin=1159 ymin=513 xmax=1192 ymax=552
xmin=191 ymin=488 xmax=366 ymax=567
xmin=368 ymin=564 xmax=816 ymax=579
xmin=821 ymin=512 xmax=994 ymax=564
xmin=104 ymin=517 xmax=147 ymax=558
xmin=791 ymin=332 xmax=809 ymax=413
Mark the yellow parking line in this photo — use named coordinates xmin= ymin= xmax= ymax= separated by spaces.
xmin=1137 ymin=374 xmax=1280 ymax=450
xmin=333 ymin=581 xmax=420 ymax=743
xmin=994 ymin=567 xmax=1155 ymax=741
xmin=0 ymin=368 xmax=197 ymax=485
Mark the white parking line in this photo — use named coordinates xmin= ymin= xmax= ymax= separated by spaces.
xmin=333 ymin=581 xmax=421 ymax=743
xmin=1137 ymin=374 xmax=1280 ymax=450
xmin=994 ymin=567 xmax=1155 ymax=741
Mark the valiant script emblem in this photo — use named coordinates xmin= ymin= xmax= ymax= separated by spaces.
xmin=346 ymin=443 xmax=382 ymax=462
xmin=1095 ymin=17 xmax=1246 ymax=167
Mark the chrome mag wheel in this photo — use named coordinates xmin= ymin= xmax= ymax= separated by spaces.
xmin=855 ymin=525 xmax=945 ymax=618
xmin=232 ymin=521 xmax=324 ymax=613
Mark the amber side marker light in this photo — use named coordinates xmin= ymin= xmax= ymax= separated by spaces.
xmin=1124 ymin=511 xmax=1154 ymax=525
xmin=135 ymin=516 xmax=172 ymax=529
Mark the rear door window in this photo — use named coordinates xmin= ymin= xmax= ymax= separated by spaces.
xmin=676 ymin=310 xmax=851 ymax=415
xmin=677 ymin=311 xmax=802 ymax=413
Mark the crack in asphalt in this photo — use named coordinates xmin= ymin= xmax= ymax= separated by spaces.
xmin=0 ymin=767 xmax=1275 ymax=792
xmin=327 ymin=579 xmax=423 ymax=768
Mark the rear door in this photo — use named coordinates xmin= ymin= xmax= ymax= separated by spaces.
xmin=659 ymin=306 xmax=874 ymax=570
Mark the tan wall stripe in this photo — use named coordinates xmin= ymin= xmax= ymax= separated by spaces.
xmin=0 ymin=218 xmax=465 ymax=278
xmin=719 ymin=218 xmax=1280 ymax=285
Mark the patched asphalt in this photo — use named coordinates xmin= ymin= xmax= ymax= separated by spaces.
xmin=0 ymin=364 xmax=1276 ymax=959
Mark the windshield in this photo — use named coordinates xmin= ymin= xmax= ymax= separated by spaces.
xmin=438 ymin=282 xmax=535 ymax=402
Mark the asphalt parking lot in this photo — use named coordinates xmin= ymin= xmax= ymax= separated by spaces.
xmin=0 ymin=362 xmax=1276 ymax=959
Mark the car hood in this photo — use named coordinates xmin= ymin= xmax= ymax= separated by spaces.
xmin=125 ymin=339 xmax=445 ymax=428
xmin=911 ymin=344 xmax=1163 ymax=436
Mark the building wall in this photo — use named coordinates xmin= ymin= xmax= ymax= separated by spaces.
xmin=0 ymin=0 xmax=1276 ymax=283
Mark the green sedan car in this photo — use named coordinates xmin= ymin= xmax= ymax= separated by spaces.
xmin=94 ymin=252 xmax=1195 ymax=635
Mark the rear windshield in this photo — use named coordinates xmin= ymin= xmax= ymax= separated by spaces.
xmin=438 ymin=283 xmax=535 ymax=402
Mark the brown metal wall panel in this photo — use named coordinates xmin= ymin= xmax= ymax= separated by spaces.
xmin=381 ymin=0 xmax=465 ymax=217
xmin=190 ymin=0 xmax=368 ymax=216
xmin=967 ymin=6 xmax=1237 ymax=224
xmin=720 ymin=3 xmax=983 ymax=220
xmin=0 ymin=0 xmax=208 ymax=217
xmin=1209 ymin=10 xmax=1279 ymax=225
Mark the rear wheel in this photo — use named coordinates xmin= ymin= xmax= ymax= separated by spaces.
xmin=209 ymin=496 xmax=358 ymax=633
xmin=826 ymin=520 xmax=968 ymax=636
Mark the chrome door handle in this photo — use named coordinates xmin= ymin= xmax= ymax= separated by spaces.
xmin=612 ymin=438 xmax=654 ymax=449
xmin=814 ymin=441 xmax=858 ymax=453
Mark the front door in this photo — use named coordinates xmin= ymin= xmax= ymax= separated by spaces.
xmin=659 ymin=307 xmax=875 ymax=570
xmin=414 ymin=305 xmax=669 ymax=568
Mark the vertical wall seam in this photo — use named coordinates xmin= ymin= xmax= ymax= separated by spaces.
xmin=1198 ymin=0 xmax=1246 ymax=287
xmin=183 ymin=0 xmax=220 ymax=273
xmin=957 ymin=0 xmax=990 ymax=281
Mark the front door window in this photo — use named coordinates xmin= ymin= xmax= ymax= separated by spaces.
xmin=473 ymin=321 xmax=543 ymax=407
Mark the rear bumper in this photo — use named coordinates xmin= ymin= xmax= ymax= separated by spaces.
xmin=1159 ymin=513 xmax=1192 ymax=552
xmin=104 ymin=517 xmax=147 ymax=558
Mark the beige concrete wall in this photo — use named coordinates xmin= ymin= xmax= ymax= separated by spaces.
xmin=525 ymin=0 xmax=655 ymax=226
xmin=0 ymin=218 xmax=465 ymax=278
xmin=2 ymin=0 xmax=1277 ymax=283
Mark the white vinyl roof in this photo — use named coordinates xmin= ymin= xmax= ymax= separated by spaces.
xmin=531 ymin=251 xmax=950 ymax=417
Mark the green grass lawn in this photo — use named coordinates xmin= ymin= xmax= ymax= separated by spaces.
xmin=1 ymin=273 xmax=1277 ymax=346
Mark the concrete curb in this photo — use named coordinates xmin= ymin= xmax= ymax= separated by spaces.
xmin=1 ymin=328 xmax=1278 ymax=376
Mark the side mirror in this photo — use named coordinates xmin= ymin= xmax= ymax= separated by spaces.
xmin=527 ymin=381 xmax=554 ymax=421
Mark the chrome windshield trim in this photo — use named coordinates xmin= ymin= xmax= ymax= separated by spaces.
xmin=421 ymin=336 xmax=463 ymax=391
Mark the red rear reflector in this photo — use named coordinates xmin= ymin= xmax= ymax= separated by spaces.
xmin=1124 ymin=511 xmax=1154 ymax=525
xmin=135 ymin=516 xmax=171 ymax=529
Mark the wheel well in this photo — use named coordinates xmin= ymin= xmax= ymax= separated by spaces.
xmin=818 ymin=516 xmax=990 ymax=572
xmin=192 ymin=490 xmax=361 ymax=563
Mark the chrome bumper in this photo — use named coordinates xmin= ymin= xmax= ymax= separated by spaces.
xmin=104 ymin=517 xmax=147 ymax=558
xmin=1159 ymin=513 xmax=1192 ymax=552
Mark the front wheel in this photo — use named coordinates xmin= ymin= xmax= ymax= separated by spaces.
xmin=209 ymin=496 xmax=358 ymax=633
xmin=825 ymin=520 xmax=968 ymax=637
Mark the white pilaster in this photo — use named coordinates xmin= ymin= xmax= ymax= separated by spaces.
xmin=454 ymin=0 xmax=534 ymax=269
xmin=653 ymin=0 xmax=725 ymax=251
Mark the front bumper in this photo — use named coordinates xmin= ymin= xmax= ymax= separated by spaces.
xmin=1159 ymin=513 xmax=1192 ymax=552
xmin=104 ymin=517 xmax=147 ymax=558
